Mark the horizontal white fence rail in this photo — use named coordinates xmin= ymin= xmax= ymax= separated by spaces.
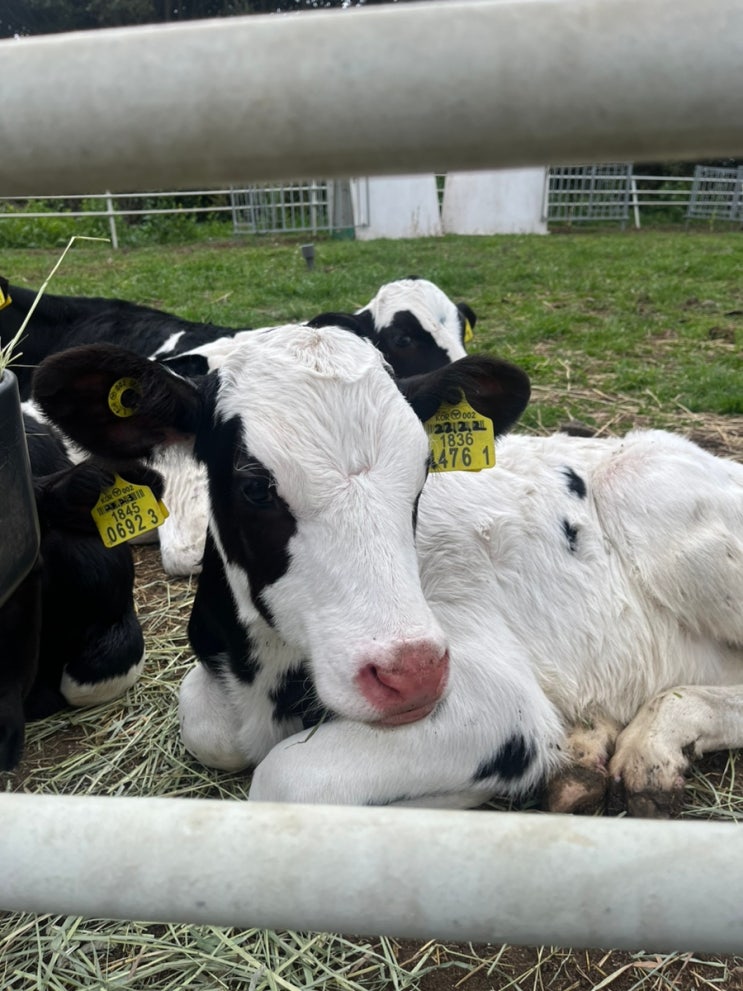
xmin=2 ymin=795 xmax=743 ymax=954
xmin=2 ymin=0 xmax=743 ymax=196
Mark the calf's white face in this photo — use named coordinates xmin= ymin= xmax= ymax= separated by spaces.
xmin=203 ymin=326 xmax=449 ymax=724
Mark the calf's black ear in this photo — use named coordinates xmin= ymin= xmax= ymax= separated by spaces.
xmin=35 ymin=461 xmax=165 ymax=533
xmin=33 ymin=343 xmax=201 ymax=460
xmin=457 ymin=302 xmax=477 ymax=330
xmin=159 ymin=352 xmax=210 ymax=379
xmin=399 ymin=355 xmax=530 ymax=436
xmin=306 ymin=311 xmax=374 ymax=340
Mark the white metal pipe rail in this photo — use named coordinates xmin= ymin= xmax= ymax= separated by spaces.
xmin=2 ymin=794 xmax=743 ymax=953
xmin=2 ymin=0 xmax=743 ymax=196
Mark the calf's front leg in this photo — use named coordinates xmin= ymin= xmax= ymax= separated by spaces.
xmin=248 ymin=693 xmax=563 ymax=809
xmin=608 ymin=685 xmax=743 ymax=817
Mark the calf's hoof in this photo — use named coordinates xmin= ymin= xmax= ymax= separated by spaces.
xmin=544 ymin=764 xmax=608 ymax=815
xmin=607 ymin=776 xmax=685 ymax=819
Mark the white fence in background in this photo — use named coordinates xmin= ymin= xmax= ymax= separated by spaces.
xmin=544 ymin=165 xmax=743 ymax=228
xmin=545 ymin=163 xmax=634 ymax=226
xmin=687 ymin=164 xmax=743 ymax=221
xmin=230 ymin=179 xmax=358 ymax=235
xmin=0 ymin=168 xmax=735 ymax=246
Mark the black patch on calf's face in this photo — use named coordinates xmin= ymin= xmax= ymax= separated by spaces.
xmin=197 ymin=415 xmax=297 ymax=628
xmin=562 ymin=466 xmax=587 ymax=499
xmin=188 ymin=533 xmax=261 ymax=683
xmin=562 ymin=519 xmax=579 ymax=554
xmin=376 ymin=311 xmax=450 ymax=378
xmin=473 ymin=735 xmax=534 ymax=783
xmin=270 ymin=663 xmax=331 ymax=728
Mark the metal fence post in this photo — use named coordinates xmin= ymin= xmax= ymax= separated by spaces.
xmin=105 ymin=191 xmax=119 ymax=249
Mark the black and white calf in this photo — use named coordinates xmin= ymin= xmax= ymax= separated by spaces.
xmin=0 ymin=276 xmax=242 ymax=400
xmin=0 ymin=405 xmax=156 ymax=771
xmin=33 ymin=326 xmax=743 ymax=815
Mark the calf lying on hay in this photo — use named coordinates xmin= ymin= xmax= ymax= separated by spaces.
xmin=32 ymin=322 xmax=743 ymax=818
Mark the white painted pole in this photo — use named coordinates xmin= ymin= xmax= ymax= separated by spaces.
xmin=105 ymin=191 xmax=119 ymax=249
xmin=2 ymin=0 xmax=743 ymax=196
xmin=1 ymin=793 xmax=743 ymax=953
xmin=631 ymin=176 xmax=641 ymax=230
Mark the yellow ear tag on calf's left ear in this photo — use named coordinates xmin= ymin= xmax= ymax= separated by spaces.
xmin=463 ymin=318 xmax=474 ymax=344
xmin=0 ymin=287 xmax=12 ymax=310
xmin=92 ymin=474 xmax=169 ymax=548
xmin=108 ymin=377 xmax=140 ymax=418
xmin=425 ymin=398 xmax=495 ymax=473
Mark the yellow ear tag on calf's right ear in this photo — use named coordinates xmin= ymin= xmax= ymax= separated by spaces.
xmin=425 ymin=397 xmax=495 ymax=473
xmin=108 ymin=377 xmax=140 ymax=418
xmin=463 ymin=318 xmax=474 ymax=344
xmin=92 ymin=474 xmax=169 ymax=548
xmin=0 ymin=287 xmax=12 ymax=310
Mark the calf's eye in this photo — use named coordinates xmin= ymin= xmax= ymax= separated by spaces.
xmin=239 ymin=476 xmax=275 ymax=508
xmin=393 ymin=333 xmax=413 ymax=349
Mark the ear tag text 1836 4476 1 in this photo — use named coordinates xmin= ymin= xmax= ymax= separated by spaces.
xmin=425 ymin=396 xmax=495 ymax=473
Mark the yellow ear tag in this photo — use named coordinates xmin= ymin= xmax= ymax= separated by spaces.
xmin=425 ymin=397 xmax=495 ymax=473
xmin=108 ymin=377 xmax=140 ymax=418
xmin=92 ymin=474 xmax=169 ymax=548
xmin=0 ymin=287 xmax=11 ymax=311
xmin=463 ymin=318 xmax=474 ymax=345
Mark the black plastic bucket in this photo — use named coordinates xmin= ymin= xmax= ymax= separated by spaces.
xmin=0 ymin=369 xmax=40 ymax=608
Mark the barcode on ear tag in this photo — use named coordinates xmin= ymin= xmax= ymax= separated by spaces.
xmin=92 ymin=473 xmax=169 ymax=548
xmin=425 ymin=398 xmax=495 ymax=473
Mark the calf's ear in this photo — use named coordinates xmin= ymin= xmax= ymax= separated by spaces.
xmin=457 ymin=302 xmax=477 ymax=329
xmin=399 ymin=355 xmax=530 ymax=436
xmin=307 ymin=311 xmax=374 ymax=340
xmin=33 ymin=343 xmax=201 ymax=460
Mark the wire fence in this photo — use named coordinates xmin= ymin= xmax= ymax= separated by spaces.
xmin=1 ymin=167 xmax=740 ymax=246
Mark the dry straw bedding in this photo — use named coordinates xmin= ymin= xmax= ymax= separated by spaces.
xmin=2 ymin=388 xmax=742 ymax=991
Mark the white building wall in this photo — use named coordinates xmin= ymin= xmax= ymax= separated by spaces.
xmin=351 ymin=174 xmax=442 ymax=240
xmin=442 ymin=168 xmax=549 ymax=234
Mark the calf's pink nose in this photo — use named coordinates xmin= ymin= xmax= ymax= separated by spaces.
xmin=355 ymin=642 xmax=449 ymax=725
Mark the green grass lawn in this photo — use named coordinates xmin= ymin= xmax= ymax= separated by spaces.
xmin=2 ymin=228 xmax=741 ymax=432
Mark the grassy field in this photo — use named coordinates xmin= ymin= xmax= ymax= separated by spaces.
xmin=3 ymin=228 xmax=742 ymax=426
xmin=1 ymin=229 xmax=742 ymax=991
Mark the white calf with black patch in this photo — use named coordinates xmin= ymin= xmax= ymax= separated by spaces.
xmin=34 ymin=328 xmax=743 ymax=815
